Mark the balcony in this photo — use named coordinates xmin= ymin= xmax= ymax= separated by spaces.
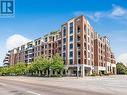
xmin=77 ymin=43 xmax=80 ymax=49
xmin=77 ymin=38 xmax=80 ymax=42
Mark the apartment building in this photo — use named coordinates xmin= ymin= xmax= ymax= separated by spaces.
xmin=3 ymin=51 xmax=10 ymax=66
xmin=42 ymin=31 xmax=61 ymax=58
xmin=8 ymin=49 xmax=17 ymax=66
xmin=3 ymin=15 xmax=116 ymax=76
xmin=4 ymin=31 xmax=62 ymax=66
xmin=94 ymin=33 xmax=116 ymax=75
xmin=61 ymin=15 xmax=94 ymax=77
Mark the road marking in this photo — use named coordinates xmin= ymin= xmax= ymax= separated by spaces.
xmin=27 ymin=90 xmax=41 ymax=95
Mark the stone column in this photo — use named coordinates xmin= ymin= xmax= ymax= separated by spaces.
xmin=81 ymin=65 xmax=85 ymax=77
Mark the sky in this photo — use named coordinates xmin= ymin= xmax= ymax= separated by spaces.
xmin=0 ymin=0 xmax=127 ymax=66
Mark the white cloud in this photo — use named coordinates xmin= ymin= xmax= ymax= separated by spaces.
xmin=74 ymin=11 xmax=104 ymax=22
xmin=110 ymin=5 xmax=127 ymax=17
xmin=74 ymin=5 xmax=127 ymax=22
xmin=117 ymin=53 xmax=127 ymax=65
xmin=87 ymin=12 xmax=103 ymax=22
xmin=6 ymin=34 xmax=31 ymax=50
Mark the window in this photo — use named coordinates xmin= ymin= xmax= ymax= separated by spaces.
xmin=78 ymin=51 xmax=80 ymax=57
xmin=35 ymin=41 xmax=37 ymax=45
xmin=88 ymin=60 xmax=90 ymax=65
xmin=84 ymin=35 xmax=86 ymax=41
xmin=88 ymin=45 xmax=90 ymax=50
xmin=70 ymin=44 xmax=73 ymax=49
xmin=88 ymin=52 xmax=90 ymax=58
xmin=38 ymin=40 xmax=40 ymax=45
xmin=63 ymin=45 xmax=66 ymax=51
xmin=77 ymin=36 xmax=80 ymax=41
xmin=84 ymin=51 xmax=86 ymax=58
xmin=70 ymin=51 xmax=73 ymax=57
xmin=63 ymin=38 xmax=66 ymax=44
xmin=49 ymin=44 xmax=51 ymax=48
xmin=63 ymin=53 xmax=66 ymax=58
xmin=78 ymin=59 xmax=81 ymax=64
xmin=63 ymin=27 xmax=66 ymax=37
xmin=45 ymin=45 xmax=47 ymax=49
xmin=84 ymin=43 xmax=86 ymax=49
xmin=70 ymin=36 xmax=73 ymax=42
xmin=69 ymin=59 xmax=73 ymax=65
xmin=70 ymin=22 xmax=73 ymax=34
xmin=45 ymin=37 xmax=47 ymax=42
xmin=28 ymin=44 xmax=32 ymax=48
xmin=77 ymin=26 xmax=81 ymax=33
xmin=88 ymin=28 xmax=90 ymax=35
xmin=88 ymin=37 xmax=90 ymax=43
xmin=77 ymin=43 xmax=80 ymax=49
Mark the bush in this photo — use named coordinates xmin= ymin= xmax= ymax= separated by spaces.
xmin=90 ymin=72 xmax=97 ymax=76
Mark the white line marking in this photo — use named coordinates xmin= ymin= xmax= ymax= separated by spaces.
xmin=27 ymin=90 xmax=41 ymax=95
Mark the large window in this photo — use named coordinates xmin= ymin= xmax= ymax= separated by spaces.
xmin=70 ymin=22 xmax=73 ymax=34
xmin=63 ymin=27 xmax=66 ymax=37
xmin=38 ymin=40 xmax=40 ymax=45
xmin=78 ymin=51 xmax=80 ymax=57
xmin=70 ymin=36 xmax=73 ymax=42
xmin=69 ymin=59 xmax=73 ymax=65
xmin=70 ymin=51 xmax=73 ymax=57
xmin=63 ymin=45 xmax=66 ymax=51
xmin=70 ymin=43 xmax=73 ymax=49
xmin=78 ymin=59 xmax=81 ymax=64
xmin=77 ymin=26 xmax=81 ymax=33
xmin=63 ymin=38 xmax=66 ymax=44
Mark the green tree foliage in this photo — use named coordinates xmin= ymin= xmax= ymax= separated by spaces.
xmin=0 ymin=54 xmax=64 ymax=77
xmin=116 ymin=62 xmax=127 ymax=75
xmin=51 ymin=53 xmax=64 ymax=71
xmin=14 ymin=62 xmax=26 ymax=75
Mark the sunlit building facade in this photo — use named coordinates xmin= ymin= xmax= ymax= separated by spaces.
xmin=3 ymin=15 xmax=116 ymax=76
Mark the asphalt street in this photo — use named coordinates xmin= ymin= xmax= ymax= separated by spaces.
xmin=0 ymin=77 xmax=108 ymax=95
xmin=0 ymin=76 xmax=127 ymax=95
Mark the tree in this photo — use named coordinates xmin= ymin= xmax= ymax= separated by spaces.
xmin=0 ymin=54 xmax=65 ymax=77
xmin=51 ymin=53 xmax=64 ymax=76
xmin=26 ymin=63 xmax=35 ymax=76
xmin=116 ymin=62 xmax=127 ymax=75
xmin=14 ymin=62 xmax=26 ymax=75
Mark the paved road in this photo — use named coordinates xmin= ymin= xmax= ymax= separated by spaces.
xmin=0 ymin=76 xmax=127 ymax=95
xmin=0 ymin=78 xmax=108 ymax=95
